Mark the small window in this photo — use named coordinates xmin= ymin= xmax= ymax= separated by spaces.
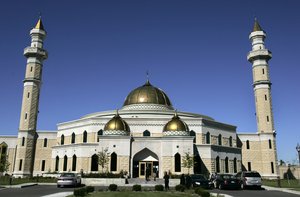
xmin=269 ymin=139 xmax=272 ymax=149
xmin=190 ymin=130 xmax=196 ymax=143
xmin=55 ymin=156 xmax=59 ymax=171
xmin=41 ymin=160 xmax=46 ymax=171
xmin=246 ymin=140 xmax=250 ymax=149
xmin=21 ymin=137 xmax=25 ymax=146
xmin=265 ymin=95 xmax=267 ymax=101
xmin=262 ymin=68 xmax=265 ymax=75
xmin=110 ymin=152 xmax=117 ymax=172
xmin=206 ymin=132 xmax=210 ymax=144
xmin=63 ymin=155 xmax=68 ymax=171
xmin=271 ymin=162 xmax=274 ymax=173
xmin=247 ymin=162 xmax=251 ymax=171
xmin=216 ymin=156 xmax=220 ymax=173
xmin=143 ymin=130 xmax=150 ymax=137
xmin=218 ymin=134 xmax=222 ymax=146
xmin=83 ymin=131 xmax=87 ymax=143
xmin=71 ymin=132 xmax=75 ymax=144
xmin=97 ymin=130 xmax=103 ymax=142
xmin=267 ymin=116 xmax=269 ymax=122
xmin=72 ymin=155 xmax=77 ymax=171
xmin=175 ymin=153 xmax=181 ymax=172
xmin=19 ymin=159 xmax=23 ymax=171
xmin=61 ymin=135 xmax=65 ymax=145
xmin=25 ymin=113 xmax=27 ymax=120
xmin=43 ymin=138 xmax=48 ymax=147
xmin=27 ymin=92 xmax=30 ymax=98
xmin=30 ymin=67 xmax=33 ymax=72
xmin=229 ymin=136 xmax=233 ymax=147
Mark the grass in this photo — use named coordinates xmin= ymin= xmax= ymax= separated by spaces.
xmin=0 ymin=176 xmax=57 ymax=185
xmin=263 ymin=179 xmax=300 ymax=189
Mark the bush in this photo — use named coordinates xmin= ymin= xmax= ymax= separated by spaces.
xmin=132 ymin=184 xmax=142 ymax=191
xmin=154 ymin=184 xmax=164 ymax=191
xmin=86 ymin=186 xmax=95 ymax=193
xmin=194 ymin=187 xmax=210 ymax=197
xmin=74 ymin=187 xmax=87 ymax=197
xmin=108 ymin=184 xmax=118 ymax=191
xmin=175 ymin=184 xmax=185 ymax=192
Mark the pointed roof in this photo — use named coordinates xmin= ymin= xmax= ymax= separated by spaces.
xmin=35 ymin=18 xmax=45 ymax=31
xmin=252 ymin=18 xmax=263 ymax=32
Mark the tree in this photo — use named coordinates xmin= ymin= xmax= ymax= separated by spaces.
xmin=0 ymin=155 xmax=10 ymax=174
xmin=97 ymin=148 xmax=110 ymax=172
xmin=182 ymin=152 xmax=194 ymax=174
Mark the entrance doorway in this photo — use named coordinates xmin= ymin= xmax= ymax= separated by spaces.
xmin=132 ymin=148 xmax=159 ymax=178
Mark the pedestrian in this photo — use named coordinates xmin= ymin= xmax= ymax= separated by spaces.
xmin=180 ymin=173 xmax=185 ymax=185
xmin=146 ymin=166 xmax=150 ymax=181
xmin=185 ymin=173 xmax=192 ymax=189
xmin=163 ymin=171 xmax=170 ymax=190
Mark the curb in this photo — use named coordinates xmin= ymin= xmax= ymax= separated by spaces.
xmin=41 ymin=192 xmax=73 ymax=197
xmin=263 ymin=185 xmax=300 ymax=195
xmin=2 ymin=183 xmax=37 ymax=188
xmin=211 ymin=192 xmax=233 ymax=197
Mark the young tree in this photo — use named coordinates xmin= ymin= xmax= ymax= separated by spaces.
xmin=0 ymin=155 xmax=10 ymax=174
xmin=182 ymin=152 xmax=194 ymax=174
xmin=97 ymin=148 xmax=110 ymax=172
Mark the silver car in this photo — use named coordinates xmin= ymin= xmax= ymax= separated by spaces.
xmin=235 ymin=171 xmax=262 ymax=189
xmin=57 ymin=173 xmax=81 ymax=187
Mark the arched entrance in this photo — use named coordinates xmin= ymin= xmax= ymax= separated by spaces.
xmin=132 ymin=148 xmax=159 ymax=178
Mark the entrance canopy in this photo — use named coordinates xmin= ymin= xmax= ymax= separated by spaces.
xmin=133 ymin=148 xmax=159 ymax=162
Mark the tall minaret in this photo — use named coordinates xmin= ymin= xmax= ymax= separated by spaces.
xmin=14 ymin=18 xmax=48 ymax=177
xmin=247 ymin=19 xmax=274 ymax=134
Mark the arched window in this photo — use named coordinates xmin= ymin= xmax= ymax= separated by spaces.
xmin=143 ymin=130 xmax=150 ymax=137
xmin=246 ymin=140 xmax=250 ymax=149
xmin=268 ymin=139 xmax=272 ymax=149
xmin=71 ymin=132 xmax=75 ymax=144
xmin=229 ymin=136 xmax=232 ymax=147
xmin=206 ymin=132 xmax=210 ymax=144
xmin=225 ymin=157 xmax=229 ymax=173
xmin=72 ymin=155 xmax=77 ymax=171
xmin=175 ymin=153 xmax=181 ymax=172
xmin=55 ymin=156 xmax=59 ymax=171
xmin=83 ymin=131 xmax=87 ymax=143
xmin=63 ymin=155 xmax=68 ymax=171
xmin=21 ymin=137 xmax=25 ymax=146
xmin=61 ymin=135 xmax=65 ymax=145
xmin=91 ymin=154 xmax=99 ymax=171
xmin=43 ymin=138 xmax=48 ymax=147
xmin=216 ymin=156 xmax=220 ymax=173
xmin=190 ymin=130 xmax=196 ymax=143
xmin=97 ymin=130 xmax=103 ymax=142
xmin=218 ymin=134 xmax=222 ymax=145
xmin=110 ymin=152 xmax=117 ymax=172
xmin=233 ymin=158 xmax=237 ymax=173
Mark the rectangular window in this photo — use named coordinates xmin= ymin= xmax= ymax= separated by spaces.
xmin=271 ymin=162 xmax=274 ymax=173
xmin=30 ymin=67 xmax=33 ymax=72
xmin=19 ymin=159 xmax=23 ymax=171
xmin=269 ymin=140 xmax=272 ymax=149
xmin=265 ymin=95 xmax=267 ymax=101
xmin=27 ymin=92 xmax=30 ymax=98
xmin=41 ymin=160 xmax=46 ymax=171
xmin=25 ymin=113 xmax=27 ymax=120
xmin=267 ymin=116 xmax=269 ymax=122
xmin=262 ymin=68 xmax=265 ymax=74
xmin=247 ymin=162 xmax=251 ymax=171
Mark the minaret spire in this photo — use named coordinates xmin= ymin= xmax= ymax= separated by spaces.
xmin=14 ymin=18 xmax=48 ymax=177
xmin=252 ymin=18 xmax=263 ymax=32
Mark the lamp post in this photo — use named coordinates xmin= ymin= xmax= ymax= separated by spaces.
xmin=296 ymin=143 xmax=300 ymax=183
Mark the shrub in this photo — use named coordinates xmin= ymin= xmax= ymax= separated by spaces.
xmin=132 ymin=184 xmax=142 ymax=191
xmin=108 ymin=184 xmax=118 ymax=191
xmin=74 ymin=187 xmax=87 ymax=197
xmin=86 ymin=186 xmax=95 ymax=193
xmin=175 ymin=184 xmax=185 ymax=192
xmin=194 ymin=187 xmax=210 ymax=197
xmin=154 ymin=184 xmax=164 ymax=191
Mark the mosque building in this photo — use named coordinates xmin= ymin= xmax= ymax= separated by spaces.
xmin=0 ymin=18 xmax=278 ymax=179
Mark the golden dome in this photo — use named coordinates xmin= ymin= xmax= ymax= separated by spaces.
xmin=163 ymin=112 xmax=189 ymax=134
xmin=123 ymin=80 xmax=172 ymax=107
xmin=104 ymin=112 xmax=130 ymax=134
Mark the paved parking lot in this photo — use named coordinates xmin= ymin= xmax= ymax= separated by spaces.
xmin=0 ymin=185 xmax=299 ymax=197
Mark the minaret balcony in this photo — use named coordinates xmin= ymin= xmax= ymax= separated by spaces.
xmin=24 ymin=47 xmax=48 ymax=59
xmin=247 ymin=49 xmax=272 ymax=62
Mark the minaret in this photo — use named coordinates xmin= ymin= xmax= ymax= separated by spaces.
xmin=14 ymin=18 xmax=48 ymax=177
xmin=247 ymin=19 xmax=274 ymax=134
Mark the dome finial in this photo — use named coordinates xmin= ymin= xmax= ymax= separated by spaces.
xmin=34 ymin=13 xmax=45 ymax=31
xmin=252 ymin=18 xmax=263 ymax=32
xmin=174 ymin=109 xmax=178 ymax=118
xmin=115 ymin=109 xmax=119 ymax=116
xmin=145 ymin=70 xmax=151 ymax=86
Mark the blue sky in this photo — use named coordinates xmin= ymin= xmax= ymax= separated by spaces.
xmin=0 ymin=0 xmax=299 ymax=164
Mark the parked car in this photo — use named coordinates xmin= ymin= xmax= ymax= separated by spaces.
xmin=213 ymin=174 xmax=240 ymax=189
xmin=57 ymin=173 xmax=81 ymax=188
xmin=235 ymin=171 xmax=262 ymax=189
xmin=190 ymin=174 xmax=213 ymax=189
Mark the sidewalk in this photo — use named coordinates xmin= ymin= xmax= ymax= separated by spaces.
xmin=263 ymin=185 xmax=300 ymax=195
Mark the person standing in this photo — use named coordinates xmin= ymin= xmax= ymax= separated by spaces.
xmin=164 ymin=171 xmax=170 ymax=190
xmin=180 ymin=173 xmax=185 ymax=185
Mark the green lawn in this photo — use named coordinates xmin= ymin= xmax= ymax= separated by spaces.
xmin=0 ymin=176 xmax=57 ymax=185
xmin=263 ymin=179 xmax=300 ymax=189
